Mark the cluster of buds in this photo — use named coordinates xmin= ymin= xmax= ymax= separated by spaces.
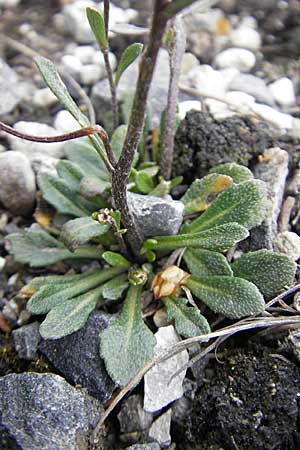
xmin=151 ymin=265 xmax=190 ymax=300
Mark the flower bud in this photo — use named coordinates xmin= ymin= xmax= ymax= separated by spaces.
xmin=151 ymin=265 xmax=190 ymax=300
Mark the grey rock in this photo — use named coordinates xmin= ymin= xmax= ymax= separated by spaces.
xmin=7 ymin=121 xmax=65 ymax=161
xmin=229 ymin=73 xmax=275 ymax=105
xmin=148 ymin=409 xmax=171 ymax=448
xmin=274 ymin=231 xmax=300 ymax=261
xmin=251 ymin=147 xmax=289 ymax=250
xmin=214 ymin=48 xmax=256 ymax=72
xmin=91 ymin=49 xmax=170 ymax=129
xmin=0 ymin=373 xmax=101 ymax=450
xmin=0 ymin=151 xmax=36 ymax=215
xmin=118 ymin=395 xmax=153 ymax=434
xmin=286 ymin=169 xmax=300 ymax=196
xmin=144 ymin=326 xmax=189 ymax=413
xmin=12 ymin=322 xmax=41 ymax=360
xmin=39 ymin=311 xmax=115 ymax=402
xmin=0 ymin=59 xmax=29 ymax=116
xmin=127 ymin=192 xmax=184 ymax=238
xmin=125 ymin=444 xmax=161 ymax=450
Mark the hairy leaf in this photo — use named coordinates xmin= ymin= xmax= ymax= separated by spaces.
xmin=231 ymin=250 xmax=296 ymax=298
xmin=111 ymin=125 xmax=127 ymax=162
xmin=143 ymin=223 xmax=249 ymax=252
xmin=6 ymin=228 xmax=102 ymax=268
xmin=182 ymin=180 xmax=267 ymax=234
xmin=60 ymin=217 xmax=110 ymax=251
xmin=134 ymin=171 xmax=155 ymax=194
xmin=102 ymin=251 xmax=131 ymax=268
xmin=35 ymin=56 xmax=89 ymax=127
xmin=39 ymin=288 xmax=101 ymax=339
xmin=209 ymin=163 xmax=253 ymax=184
xmin=163 ymin=296 xmax=210 ymax=338
xmin=101 ymin=277 xmax=129 ymax=300
xmin=115 ymin=43 xmax=143 ymax=86
xmin=56 ymin=160 xmax=84 ymax=193
xmin=86 ymin=7 xmax=107 ymax=51
xmin=185 ymin=275 xmax=265 ymax=319
xmin=183 ymin=248 xmax=233 ymax=277
xmin=28 ymin=266 xmax=126 ymax=314
xmin=100 ymin=285 xmax=155 ymax=385
xmin=181 ymin=173 xmax=233 ymax=215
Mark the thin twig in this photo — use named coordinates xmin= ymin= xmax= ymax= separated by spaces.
xmin=91 ymin=314 xmax=300 ymax=443
xmin=160 ymin=16 xmax=186 ymax=180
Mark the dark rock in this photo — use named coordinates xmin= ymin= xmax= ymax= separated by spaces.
xmin=0 ymin=372 xmax=102 ymax=450
xmin=127 ymin=192 xmax=184 ymax=237
xmin=125 ymin=444 xmax=161 ymax=450
xmin=172 ymin=111 xmax=275 ymax=183
xmin=118 ymin=395 xmax=153 ymax=434
xmin=12 ymin=322 xmax=41 ymax=361
xmin=39 ymin=311 xmax=115 ymax=402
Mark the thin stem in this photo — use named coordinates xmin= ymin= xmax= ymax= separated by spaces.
xmin=160 ymin=16 xmax=186 ymax=180
xmin=111 ymin=0 xmax=170 ymax=257
xmin=103 ymin=0 xmax=110 ymax=36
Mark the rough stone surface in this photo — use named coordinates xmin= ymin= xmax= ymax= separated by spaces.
xmin=144 ymin=325 xmax=189 ymax=413
xmin=127 ymin=192 xmax=184 ymax=237
xmin=0 ymin=151 xmax=36 ymax=216
xmin=7 ymin=121 xmax=65 ymax=161
xmin=250 ymin=147 xmax=289 ymax=249
xmin=173 ymin=111 xmax=275 ymax=183
xmin=148 ymin=409 xmax=172 ymax=448
xmin=274 ymin=231 xmax=300 ymax=261
xmin=118 ymin=395 xmax=153 ymax=434
xmin=125 ymin=444 xmax=161 ymax=450
xmin=0 ymin=373 xmax=101 ymax=450
xmin=39 ymin=311 xmax=115 ymax=402
xmin=12 ymin=322 xmax=41 ymax=360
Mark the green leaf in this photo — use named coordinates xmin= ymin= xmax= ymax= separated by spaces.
xmin=39 ymin=287 xmax=101 ymax=339
xmin=182 ymin=180 xmax=267 ymax=234
xmin=181 ymin=173 xmax=233 ymax=215
xmin=35 ymin=56 xmax=89 ymax=127
xmin=28 ymin=266 xmax=126 ymax=314
xmin=86 ymin=7 xmax=107 ymax=51
xmin=79 ymin=176 xmax=111 ymax=197
xmin=143 ymin=223 xmax=249 ymax=252
xmin=134 ymin=171 xmax=155 ymax=194
xmin=209 ymin=163 xmax=253 ymax=184
xmin=6 ymin=228 xmax=102 ymax=268
xmin=22 ymin=270 xmax=99 ymax=294
xmin=38 ymin=173 xmax=91 ymax=217
xmin=102 ymin=251 xmax=131 ymax=268
xmin=183 ymin=248 xmax=233 ymax=277
xmin=231 ymin=250 xmax=296 ymax=298
xmin=185 ymin=275 xmax=265 ymax=319
xmin=101 ymin=277 xmax=129 ymax=300
xmin=100 ymin=284 xmax=155 ymax=385
xmin=163 ymin=296 xmax=210 ymax=338
xmin=56 ymin=160 xmax=84 ymax=193
xmin=60 ymin=217 xmax=110 ymax=251
xmin=115 ymin=43 xmax=143 ymax=86
xmin=111 ymin=125 xmax=127 ymax=162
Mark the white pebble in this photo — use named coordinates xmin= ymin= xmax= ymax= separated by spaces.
xmin=178 ymin=100 xmax=202 ymax=119
xmin=61 ymin=54 xmax=82 ymax=78
xmin=73 ymin=45 xmax=96 ymax=65
xmin=250 ymin=103 xmax=293 ymax=130
xmin=80 ymin=63 xmax=104 ymax=85
xmin=180 ymin=52 xmax=199 ymax=76
xmin=33 ymin=88 xmax=58 ymax=108
xmin=230 ymin=27 xmax=261 ymax=50
xmin=268 ymin=77 xmax=296 ymax=107
xmin=54 ymin=110 xmax=79 ymax=132
xmin=274 ymin=231 xmax=300 ymax=261
xmin=215 ymin=48 xmax=256 ymax=72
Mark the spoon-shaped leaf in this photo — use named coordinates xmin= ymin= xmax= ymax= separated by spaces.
xmin=86 ymin=7 xmax=108 ymax=51
xmin=60 ymin=217 xmax=110 ymax=251
xmin=115 ymin=43 xmax=143 ymax=86
xmin=209 ymin=162 xmax=253 ymax=184
xmin=183 ymin=248 xmax=233 ymax=277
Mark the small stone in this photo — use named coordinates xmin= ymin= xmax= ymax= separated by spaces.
xmin=32 ymin=88 xmax=58 ymax=108
xmin=73 ymin=44 xmax=96 ymax=64
xmin=153 ymin=308 xmax=169 ymax=328
xmin=125 ymin=444 xmax=161 ymax=450
xmin=187 ymin=65 xmax=238 ymax=97
xmin=178 ymin=100 xmax=201 ymax=119
xmin=118 ymin=395 xmax=153 ymax=434
xmin=0 ymin=256 xmax=5 ymax=272
xmin=229 ymin=27 xmax=261 ymax=50
xmin=127 ymin=192 xmax=184 ymax=237
xmin=274 ymin=231 xmax=300 ymax=261
xmin=229 ymin=73 xmax=275 ymax=105
xmin=0 ymin=151 xmax=36 ymax=215
xmin=251 ymin=147 xmax=289 ymax=249
xmin=144 ymin=325 xmax=189 ymax=413
xmin=61 ymin=54 xmax=83 ymax=79
xmin=7 ymin=121 xmax=65 ymax=161
xmin=80 ymin=63 xmax=104 ymax=85
xmin=12 ymin=322 xmax=41 ymax=360
xmin=30 ymin=154 xmax=58 ymax=177
xmin=39 ymin=311 xmax=115 ymax=402
xmin=250 ymin=103 xmax=293 ymax=131
xmin=180 ymin=52 xmax=199 ymax=76
xmin=0 ymin=0 xmax=21 ymax=6
xmin=0 ymin=373 xmax=101 ymax=450
xmin=0 ymin=59 xmax=27 ymax=115
xmin=148 ymin=409 xmax=172 ymax=448
xmin=54 ymin=110 xmax=79 ymax=132
xmin=2 ymin=298 xmax=19 ymax=323
xmin=214 ymin=48 xmax=256 ymax=72
xmin=268 ymin=77 xmax=296 ymax=107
